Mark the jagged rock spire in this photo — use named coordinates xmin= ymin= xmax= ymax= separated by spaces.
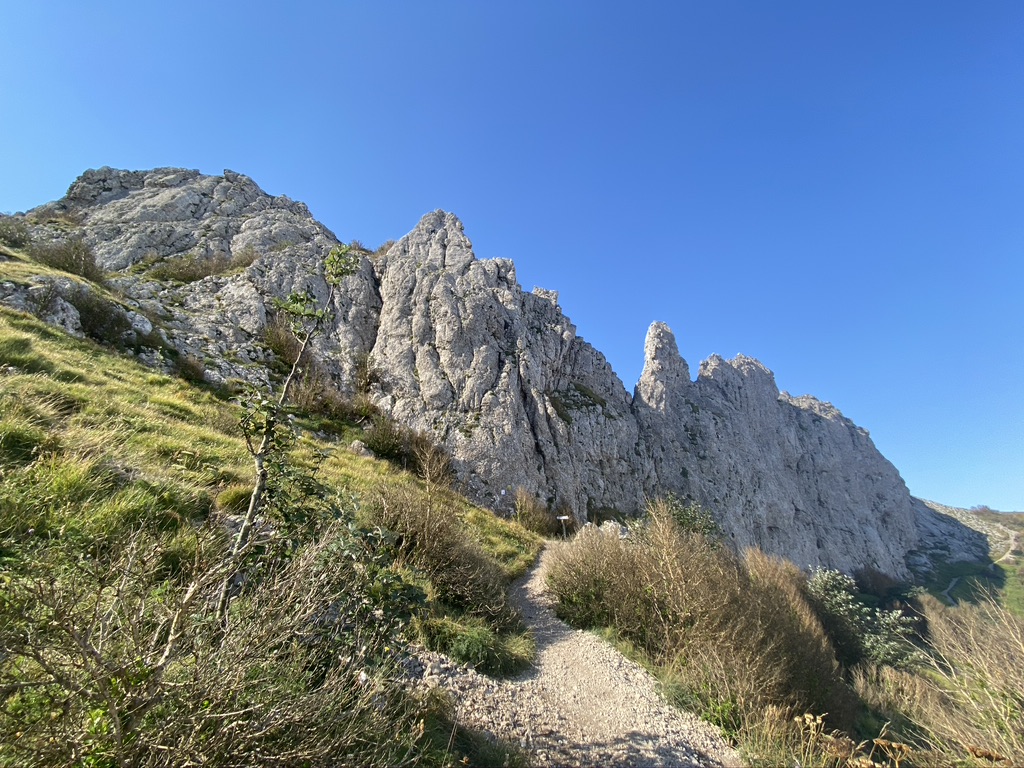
xmin=635 ymin=322 xmax=690 ymax=413
xmin=10 ymin=167 xmax=968 ymax=578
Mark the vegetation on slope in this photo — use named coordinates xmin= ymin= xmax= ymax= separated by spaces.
xmin=546 ymin=499 xmax=1024 ymax=767
xmin=929 ymin=507 xmax=1024 ymax=615
xmin=0 ymin=302 xmax=541 ymax=767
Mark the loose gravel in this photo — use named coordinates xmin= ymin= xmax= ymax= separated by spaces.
xmin=420 ymin=546 xmax=743 ymax=767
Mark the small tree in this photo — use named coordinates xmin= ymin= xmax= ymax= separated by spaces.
xmin=215 ymin=245 xmax=359 ymax=623
xmin=806 ymin=567 xmax=920 ymax=669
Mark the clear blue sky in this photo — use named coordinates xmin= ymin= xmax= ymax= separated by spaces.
xmin=2 ymin=2 xmax=1022 ymax=511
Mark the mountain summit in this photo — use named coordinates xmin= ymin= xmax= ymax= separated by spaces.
xmin=6 ymin=167 xmax=987 ymax=577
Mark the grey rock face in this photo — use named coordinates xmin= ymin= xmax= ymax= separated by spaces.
xmin=9 ymin=167 xmax=964 ymax=577
xmin=634 ymin=324 xmax=919 ymax=575
xmin=364 ymin=210 xmax=643 ymax=516
xmin=906 ymin=498 xmax=995 ymax=576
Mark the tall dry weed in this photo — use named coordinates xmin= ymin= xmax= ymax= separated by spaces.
xmin=915 ymin=595 xmax=1023 ymax=762
xmin=365 ymin=484 xmax=517 ymax=630
xmin=546 ymin=500 xmax=857 ymax=738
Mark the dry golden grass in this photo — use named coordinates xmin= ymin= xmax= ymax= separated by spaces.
xmin=546 ymin=501 xmax=858 ymax=743
xmin=853 ymin=597 xmax=1023 ymax=764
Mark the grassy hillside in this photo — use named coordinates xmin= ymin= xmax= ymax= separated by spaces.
xmin=916 ymin=507 xmax=1024 ymax=615
xmin=0 ymin=299 xmax=541 ymax=767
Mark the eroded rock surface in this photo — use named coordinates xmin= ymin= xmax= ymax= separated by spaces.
xmin=6 ymin=167 xmax=989 ymax=577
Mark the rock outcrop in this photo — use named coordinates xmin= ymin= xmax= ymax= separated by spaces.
xmin=5 ymin=167 xmax=990 ymax=578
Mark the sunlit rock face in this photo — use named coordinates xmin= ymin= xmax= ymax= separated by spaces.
xmin=634 ymin=325 xmax=918 ymax=576
xmin=14 ymin=167 xmax=959 ymax=578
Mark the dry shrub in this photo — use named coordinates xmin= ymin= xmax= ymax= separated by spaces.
xmin=362 ymin=415 xmax=453 ymax=485
xmin=353 ymin=351 xmax=381 ymax=394
xmin=545 ymin=525 xmax=639 ymax=629
xmin=412 ymin=436 xmax=454 ymax=488
xmin=849 ymin=595 xmax=1023 ymax=764
xmin=365 ymin=484 xmax=518 ymax=630
xmin=362 ymin=413 xmax=407 ymax=460
xmin=67 ymin=288 xmax=134 ymax=348
xmin=743 ymin=550 xmax=859 ymax=728
xmin=913 ymin=596 xmax=1023 ymax=762
xmin=546 ymin=500 xmax=856 ymax=739
xmin=290 ymin=367 xmax=379 ymax=427
xmin=171 ymin=352 xmax=207 ymax=384
xmin=513 ymin=488 xmax=563 ymax=537
xmin=0 ymin=215 xmax=31 ymax=248
xmin=29 ymin=236 xmax=104 ymax=283
xmin=0 ymin=522 xmax=427 ymax=767
xmin=146 ymin=249 xmax=255 ymax=283
xmin=739 ymin=707 xmax=868 ymax=768
xmin=262 ymin=313 xmax=304 ymax=372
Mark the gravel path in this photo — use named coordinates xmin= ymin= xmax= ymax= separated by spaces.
xmin=424 ymin=546 xmax=743 ymax=767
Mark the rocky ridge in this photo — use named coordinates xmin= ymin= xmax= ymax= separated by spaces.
xmin=3 ymin=167 xmax=990 ymax=578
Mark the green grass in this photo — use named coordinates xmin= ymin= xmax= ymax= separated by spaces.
xmin=920 ymin=554 xmax=1024 ymax=614
xmin=0 ymin=303 xmax=542 ymax=765
xmin=417 ymin=615 xmax=535 ymax=676
xmin=0 ymin=298 xmax=540 ymax=573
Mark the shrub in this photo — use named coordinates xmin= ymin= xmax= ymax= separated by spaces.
xmin=546 ymin=498 xmax=859 ymax=746
xmin=915 ymin=596 xmax=1023 ymax=761
xmin=805 ymin=567 xmax=920 ymax=669
xmin=514 ymin=488 xmax=563 ymax=537
xmin=0 ymin=521 xmax=429 ymax=767
xmin=285 ymin=359 xmax=382 ymax=430
xmin=262 ymin=313 xmax=304 ymax=373
xmin=28 ymin=236 xmax=104 ymax=283
xmin=146 ymin=249 xmax=256 ymax=283
xmin=353 ymin=351 xmax=381 ymax=394
xmin=67 ymin=288 xmax=134 ymax=348
xmin=0 ymin=215 xmax=31 ymax=248
xmin=545 ymin=526 xmax=631 ymax=628
xmin=854 ymin=565 xmax=907 ymax=600
xmin=362 ymin=414 xmax=454 ymax=485
xmin=411 ymin=432 xmax=454 ymax=487
xmin=655 ymin=494 xmax=722 ymax=540
xmin=363 ymin=413 xmax=410 ymax=461
xmin=172 ymin=352 xmax=207 ymax=384
xmin=373 ymin=240 xmax=396 ymax=257
xmin=365 ymin=484 xmax=518 ymax=631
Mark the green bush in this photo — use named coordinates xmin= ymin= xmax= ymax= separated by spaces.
xmin=28 ymin=236 xmax=104 ymax=283
xmin=659 ymin=494 xmax=722 ymax=540
xmin=363 ymin=413 xmax=409 ymax=461
xmin=805 ymin=567 xmax=920 ymax=669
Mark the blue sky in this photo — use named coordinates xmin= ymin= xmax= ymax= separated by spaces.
xmin=2 ymin=2 xmax=1022 ymax=511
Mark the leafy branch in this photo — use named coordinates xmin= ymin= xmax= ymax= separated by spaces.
xmin=215 ymin=245 xmax=359 ymax=625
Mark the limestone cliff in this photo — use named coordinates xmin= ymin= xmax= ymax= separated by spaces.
xmin=4 ymin=167 xmax=986 ymax=578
